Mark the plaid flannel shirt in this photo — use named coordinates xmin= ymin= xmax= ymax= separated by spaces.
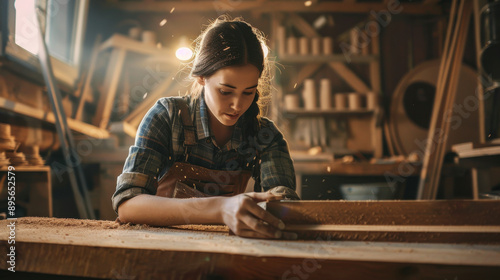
xmin=112 ymin=94 xmax=296 ymax=213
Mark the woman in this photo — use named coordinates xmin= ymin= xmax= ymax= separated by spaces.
xmin=112 ymin=17 xmax=298 ymax=239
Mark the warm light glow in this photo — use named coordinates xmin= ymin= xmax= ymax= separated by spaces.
xmin=159 ymin=18 xmax=167 ymax=26
xmin=14 ymin=0 xmax=38 ymax=54
xmin=176 ymin=47 xmax=193 ymax=61
xmin=304 ymin=1 xmax=312 ymax=7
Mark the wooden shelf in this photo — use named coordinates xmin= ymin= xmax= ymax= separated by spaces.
xmin=284 ymin=108 xmax=374 ymax=116
xmin=279 ymin=54 xmax=378 ymax=64
xmin=0 ymin=166 xmax=50 ymax=172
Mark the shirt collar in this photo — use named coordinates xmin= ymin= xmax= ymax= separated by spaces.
xmin=196 ymin=91 xmax=243 ymax=150
xmin=196 ymin=92 xmax=211 ymax=140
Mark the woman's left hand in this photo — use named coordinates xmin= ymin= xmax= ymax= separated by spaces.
xmin=219 ymin=192 xmax=294 ymax=239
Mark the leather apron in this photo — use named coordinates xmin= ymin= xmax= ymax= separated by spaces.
xmin=156 ymin=97 xmax=254 ymax=198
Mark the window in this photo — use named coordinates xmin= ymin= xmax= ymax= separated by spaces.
xmin=4 ymin=0 xmax=88 ymax=87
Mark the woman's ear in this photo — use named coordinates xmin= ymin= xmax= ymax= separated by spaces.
xmin=196 ymin=76 xmax=205 ymax=86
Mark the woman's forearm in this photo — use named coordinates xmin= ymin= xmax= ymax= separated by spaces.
xmin=117 ymin=194 xmax=225 ymax=226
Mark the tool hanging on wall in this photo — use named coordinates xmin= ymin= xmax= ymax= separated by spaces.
xmin=35 ymin=7 xmax=95 ymax=219
xmin=418 ymin=0 xmax=473 ymax=199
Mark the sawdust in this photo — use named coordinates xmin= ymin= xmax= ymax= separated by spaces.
xmin=16 ymin=217 xmax=229 ymax=234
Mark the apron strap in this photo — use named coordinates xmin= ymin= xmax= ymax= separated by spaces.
xmin=173 ymin=97 xmax=196 ymax=160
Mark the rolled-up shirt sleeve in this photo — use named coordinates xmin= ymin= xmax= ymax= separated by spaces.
xmin=112 ymin=99 xmax=173 ymax=213
xmin=258 ymin=118 xmax=296 ymax=191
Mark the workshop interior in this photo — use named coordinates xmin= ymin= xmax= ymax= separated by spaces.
xmin=1 ymin=0 xmax=500 ymax=279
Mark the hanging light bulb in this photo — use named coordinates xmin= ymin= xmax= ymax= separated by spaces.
xmin=175 ymin=36 xmax=193 ymax=61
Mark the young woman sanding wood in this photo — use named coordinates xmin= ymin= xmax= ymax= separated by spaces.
xmin=112 ymin=17 xmax=299 ymax=239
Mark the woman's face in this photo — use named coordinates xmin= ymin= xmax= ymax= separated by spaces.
xmin=199 ymin=64 xmax=259 ymax=127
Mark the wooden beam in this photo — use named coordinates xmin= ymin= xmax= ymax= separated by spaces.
xmin=92 ymin=48 xmax=127 ymax=129
xmin=0 ymin=97 xmax=109 ymax=139
xmin=75 ymin=34 xmax=101 ymax=121
xmin=287 ymin=63 xmax=322 ymax=92
xmin=328 ymin=62 xmax=371 ymax=93
xmin=109 ymin=121 xmax=137 ymax=139
xmin=288 ymin=13 xmax=320 ymax=38
xmin=105 ymin=1 xmax=442 ymax=15
xmin=418 ymin=0 xmax=472 ymax=199
xmin=263 ymin=200 xmax=500 ymax=243
xmin=474 ymin=0 xmax=488 ymax=143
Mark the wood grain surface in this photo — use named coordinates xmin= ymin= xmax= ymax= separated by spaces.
xmin=263 ymin=200 xmax=500 ymax=243
xmin=1 ymin=217 xmax=500 ymax=279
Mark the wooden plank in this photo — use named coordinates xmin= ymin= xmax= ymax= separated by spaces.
xmin=106 ymin=2 xmax=442 ymax=15
xmin=264 ymin=200 xmax=500 ymax=243
xmin=99 ymin=34 xmax=172 ymax=58
xmin=418 ymin=0 xmax=472 ymax=199
xmin=428 ymin=0 xmax=471 ymax=199
xmin=1 ymin=217 xmax=499 ymax=279
xmin=109 ymin=121 xmax=137 ymax=139
xmin=0 ymin=97 xmax=109 ymax=139
xmin=328 ymin=62 xmax=371 ymax=93
xmin=286 ymin=224 xmax=500 ymax=233
xmin=93 ymin=48 xmax=127 ymax=129
xmin=474 ymin=0 xmax=488 ymax=143
xmin=75 ymin=34 xmax=101 ymax=121
xmin=265 ymin=200 xmax=500 ymax=226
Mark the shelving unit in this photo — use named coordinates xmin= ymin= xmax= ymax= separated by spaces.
xmin=0 ymin=166 xmax=52 ymax=217
xmin=271 ymin=13 xmax=383 ymax=158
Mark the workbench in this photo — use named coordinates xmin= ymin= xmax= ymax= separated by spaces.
xmin=1 ymin=217 xmax=499 ymax=279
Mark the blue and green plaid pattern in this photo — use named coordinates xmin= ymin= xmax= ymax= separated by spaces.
xmin=112 ymin=94 xmax=296 ymax=213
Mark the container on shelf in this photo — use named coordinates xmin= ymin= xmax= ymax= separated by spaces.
xmin=366 ymin=92 xmax=377 ymax=110
xmin=311 ymin=37 xmax=321 ymax=55
xmin=319 ymin=79 xmax=332 ymax=110
xmin=284 ymin=94 xmax=300 ymax=110
xmin=348 ymin=93 xmax=362 ymax=110
xmin=302 ymin=79 xmax=317 ymax=110
xmin=323 ymin=37 xmax=333 ymax=55
xmin=334 ymin=93 xmax=347 ymax=110
xmin=287 ymin=37 xmax=298 ymax=55
xmin=299 ymin=37 xmax=309 ymax=55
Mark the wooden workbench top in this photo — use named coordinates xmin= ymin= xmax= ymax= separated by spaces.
xmin=1 ymin=217 xmax=500 ymax=279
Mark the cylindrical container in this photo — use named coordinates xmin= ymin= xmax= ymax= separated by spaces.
xmin=129 ymin=27 xmax=142 ymax=40
xmin=287 ymin=37 xmax=298 ymax=55
xmin=334 ymin=93 xmax=347 ymax=110
xmin=142 ymin=30 xmax=157 ymax=46
xmin=366 ymin=92 xmax=377 ymax=109
xmin=348 ymin=93 xmax=362 ymax=110
xmin=323 ymin=37 xmax=333 ymax=55
xmin=319 ymin=79 xmax=332 ymax=110
xmin=302 ymin=79 xmax=317 ymax=110
xmin=277 ymin=26 xmax=287 ymax=56
xmin=311 ymin=37 xmax=321 ymax=55
xmin=284 ymin=94 xmax=300 ymax=110
xmin=299 ymin=37 xmax=309 ymax=55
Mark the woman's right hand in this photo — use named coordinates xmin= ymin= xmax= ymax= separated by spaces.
xmin=219 ymin=192 xmax=294 ymax=239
